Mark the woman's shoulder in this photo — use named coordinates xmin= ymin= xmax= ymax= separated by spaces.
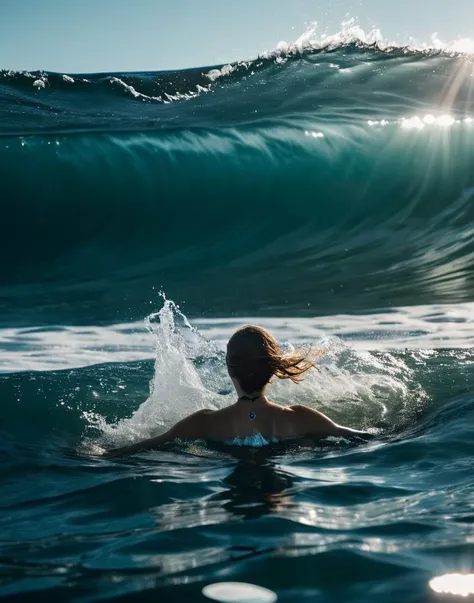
xmin=288 ymin=404 xmax=321 ymax=415
xmin=288 ymin=404 xmax=334 ymax=424
xmin=185 ymin=408 xmax=215 ymax=421
xmin=270 ymin=402 xmax=317 ymax=419
xmin=280 ymin=404 xmax=340 ymax=437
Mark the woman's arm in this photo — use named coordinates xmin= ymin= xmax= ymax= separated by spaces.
xmin=291 ymin=405 xmax=373 ymax=440
xmin=104 ymin=409 xmax=212 ymax=456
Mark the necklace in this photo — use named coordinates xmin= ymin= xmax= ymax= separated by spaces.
xmin=238 ymin=394 xmax=260 ymax=421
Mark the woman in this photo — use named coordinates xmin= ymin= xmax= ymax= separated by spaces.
xmin=107 ymin=325 xmax=370 ymax=455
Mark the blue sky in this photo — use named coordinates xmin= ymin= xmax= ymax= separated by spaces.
xmin=1 ymin=0 xmax=473 ymax=73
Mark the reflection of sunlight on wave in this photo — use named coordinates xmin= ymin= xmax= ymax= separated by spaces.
xmin=131 ymin=547 xmax=224 ymax=576
xmin=402 ymin=114 xmax=454 ymax=129
xmin=203 ymin=583 xmax=277 ymax=603
xmin=152 ymin=498 xmax=230 ymax=533
xmin=281 ymin=489 xmax=440 ymax=531
xmin=430 ymin=573 xmax=474 ymax=597
xmin=366 ymin=114 xmax=472 ymax=130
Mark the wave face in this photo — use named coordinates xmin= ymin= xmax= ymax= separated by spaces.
xmin=3 ymin=42 xmax=474 ymax=324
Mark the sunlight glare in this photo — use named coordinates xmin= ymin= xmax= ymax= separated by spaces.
xmin=430 ymin=573 xmax=474 ymax=597
xmin=203 ymin=582 xmax=277 ymax=603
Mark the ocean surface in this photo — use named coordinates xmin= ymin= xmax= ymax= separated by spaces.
xmin=2 ymin=25 xmax=474 ymax=602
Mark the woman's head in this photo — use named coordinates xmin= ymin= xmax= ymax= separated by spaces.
xmin=226 ymin=325 xmax=313 ymax=395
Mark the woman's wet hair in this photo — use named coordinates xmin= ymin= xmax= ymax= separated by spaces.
xmin=226 ymin=325 xmax=314 ymax=394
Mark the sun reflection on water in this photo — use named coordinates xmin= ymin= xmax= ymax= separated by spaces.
xmin=430 ymin=573 xmax=474 ymax=597
xmin=365 ymin=114 xmax=467 ymax=130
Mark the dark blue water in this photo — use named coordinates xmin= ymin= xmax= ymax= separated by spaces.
xmin=2 ymin=36 xmax=474 ymax=602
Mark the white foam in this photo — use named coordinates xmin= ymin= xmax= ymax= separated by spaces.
xmin=33 ymin=78 xmax=46 ymax=89
xmin=109 ymin=77 xmax=208 ymax=103
xmin=204 ymin=18 xmax=474 ymax=84
xmin=206 ymin=63 xmax=241 ymax=82
xmin=280 ymin=18 xmax=474 ymax=57
xmin=109 ymin=77 xmax=163 ymax=102
xmin=0 ymin=323 xmax=154 ymax=373
xmin=3 ymin=302 xmax=474 ymax=375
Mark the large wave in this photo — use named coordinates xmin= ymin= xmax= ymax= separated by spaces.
xmin=2 ymin=23 xmax=474 ymax=324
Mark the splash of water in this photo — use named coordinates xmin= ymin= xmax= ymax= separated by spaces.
xmin=84 ymin=299 xmax=427 ymax=452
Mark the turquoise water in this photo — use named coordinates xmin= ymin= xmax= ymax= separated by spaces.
xmin=2 ymin=33 xmax=474 ymax=601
